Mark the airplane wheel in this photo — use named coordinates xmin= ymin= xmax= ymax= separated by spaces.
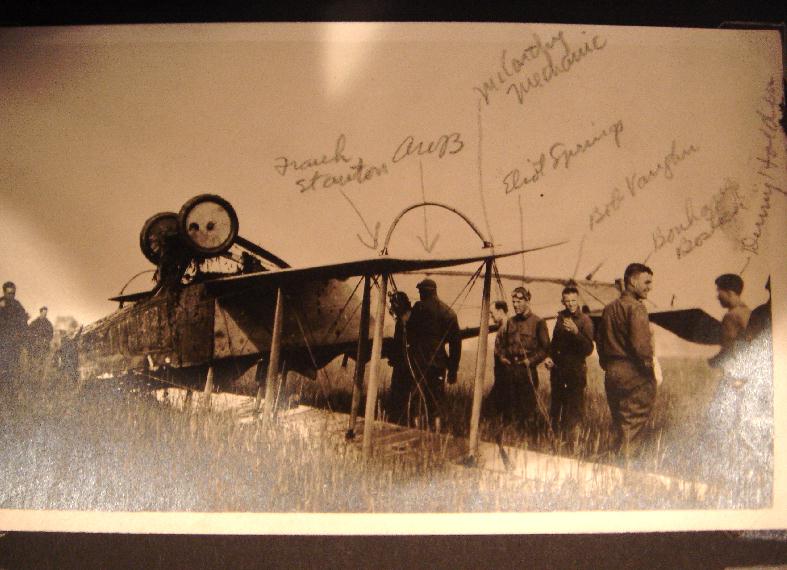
xmin=178 ymin=194 xmax=239 ymax=257
xmin=139 ymin=211 xmax=180 ymax=264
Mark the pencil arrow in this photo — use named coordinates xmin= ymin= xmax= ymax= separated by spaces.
xmin=416 ymin=232 xmax=440 ymax=253
xmin=416 ymin=160 xmax=441 ymax=253
xmin=340 ymin=190 xmax=380 ymax=250
xmin=356 ymin=222 xmax=381 ymax=250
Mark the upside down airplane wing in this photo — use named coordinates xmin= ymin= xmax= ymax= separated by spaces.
xmin=202 ymin=243 xmax=566 ymax=294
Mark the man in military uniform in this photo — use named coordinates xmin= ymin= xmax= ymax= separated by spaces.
xmin=28 ymin=306 xmax=54 ymax=378
xmin=386 ymin=291 xmax=415 ymax=425
xmin=596 ymin=263 xmax=656 ymax=460
xmin=0 ymin=281 xmax=30 ymax=383
xmin=494 ymin=286 xmax=550 ymax=432
xmin=407 ymin=279 xmax=461 ymax=430
xmin=546 ymin=286 xmax=594 ymax=437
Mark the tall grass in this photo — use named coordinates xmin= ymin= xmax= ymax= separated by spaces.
xmin=0 ymin=353 xmax=771 ymax=513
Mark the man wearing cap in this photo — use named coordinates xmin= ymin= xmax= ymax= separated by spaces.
xmin=28 ymin=306 xmax=54 ymax=378
xmin=596 ymin=263 xmax=656 ymax=460
xmin=494 ymin=286 xmax=550 ymax=432
xmin=0 ymin=281 xmax=30 ymax=383
xmin=546 ymin=286 xmax=595 ymax=438
xmin=407 ymin=278 xmax=461 ymax=429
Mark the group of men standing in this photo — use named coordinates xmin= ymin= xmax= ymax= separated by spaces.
xmin=0 ymin=281 xmax=54 ymax=383
xmin=386 ymin=264 xmax=656 ymax=448
xmin=384 ymin=263 xmax=772 ymax=464
xmin=488 ymin=282 xmax=595 ymax=443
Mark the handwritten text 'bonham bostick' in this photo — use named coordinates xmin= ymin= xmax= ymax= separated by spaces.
xmin=473 ymin=30 xmax=607 ymax=106
xmin=648 ymin=179 xmax=746 ymax=260
xmin=588 ymin=140 xmax=700 ymax=230
xmin=740 ymin=77 xmax=786 ymax=255
xmin=503 ymin=119 xmax=623 ymax=194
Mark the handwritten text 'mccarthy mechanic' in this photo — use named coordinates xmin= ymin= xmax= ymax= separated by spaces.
xmin=473 ymin=30 xmax=607 ymax=106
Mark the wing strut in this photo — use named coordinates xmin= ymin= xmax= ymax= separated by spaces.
xmin=347 ymin=276 xmax=372 ymax=439
xmin=362 ymin=273 xmax=389 ymax=459
xmin=257 ymin=286 xmax=285 ymax=425
xmin=467 ymin=258 xmax=493 ymax=462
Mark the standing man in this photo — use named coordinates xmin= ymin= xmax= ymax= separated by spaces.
xmin=55 ymin=321 xmax=81 ymax=383
xmin=386 ymin=291 xmax=415 ymax=425
xmin=707 ymin=273 xmax=751 ymax=370
xmin=28 ymin=306 xmax=54 ymax=378
xmin=704 ymin=273 xmax=755 ymax=486
xmin=0 ymin=281 xmax=30 ymax=383
xmin=546 ymin=286 xmax=595 ymax=437
xmin=494 ymin=286 xmax=550 ymax=433
xmin=596 ymin=264 xmax=656 ymax=460
xmin=486 ymin=300 xmax=510 ymax=422
xmin=407 ymin=278 xmax=461 ymax=430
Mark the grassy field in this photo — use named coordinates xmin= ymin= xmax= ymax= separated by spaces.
xmin=0 ymin=351 xmax=773 ymax=513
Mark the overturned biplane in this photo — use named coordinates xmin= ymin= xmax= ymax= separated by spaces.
xmin=76 ymin=194 xmax=722 ymax=459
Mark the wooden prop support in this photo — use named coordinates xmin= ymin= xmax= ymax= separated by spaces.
xmin=468 ymin=259 xmax=493 ymax=460
xmin=253 ymin=358 xmax=266 ymax=413
xmin=202 ymin=364 xmax=215 ymax=410
xmin=362 ymin=273 xmax=388 ymax=458
xmin=261 ymin=286 xmax=285 ymax=427
xmin=347 ymin=275 xmax=372 ymax=438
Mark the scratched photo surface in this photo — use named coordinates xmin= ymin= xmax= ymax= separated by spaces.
xmin=0 ymin=24 xmax=784 ymax=532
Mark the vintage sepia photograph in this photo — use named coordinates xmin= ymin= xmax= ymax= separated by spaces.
xmin=0 ymin=22 xmax=784 ymax=533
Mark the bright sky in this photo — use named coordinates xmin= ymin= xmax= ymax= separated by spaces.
xmin=0 ymin=24 xmax=783 ymax=329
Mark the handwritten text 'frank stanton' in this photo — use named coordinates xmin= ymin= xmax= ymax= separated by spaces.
xmin=503 ymin=119 xmax=624 ymax=194
xmin=474 ymin=30 xmax=607 ymax=106
xmin=273 ymin=135 xmax=388 ymax=193
xmin=648 ymin=179 xmax=745 ymax=261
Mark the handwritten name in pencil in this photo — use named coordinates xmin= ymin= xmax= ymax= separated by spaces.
xmin=503 ymin=119 xmax=623 ymax=194
xmin=740 ymin=77 xmax=786 ymax=254
xmin=273 ymin=134 xmax=388 ymax=193
xmin=647 ymin=179 xmax=745 ymax=260
xmin=588 ymin=139 xmax=699 ymax=231
xmin=473 ymin=30 xmax=607 ymax=107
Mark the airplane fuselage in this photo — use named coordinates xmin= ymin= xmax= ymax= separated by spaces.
xmin=77 ymin=276 xmax=374 ymax=391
